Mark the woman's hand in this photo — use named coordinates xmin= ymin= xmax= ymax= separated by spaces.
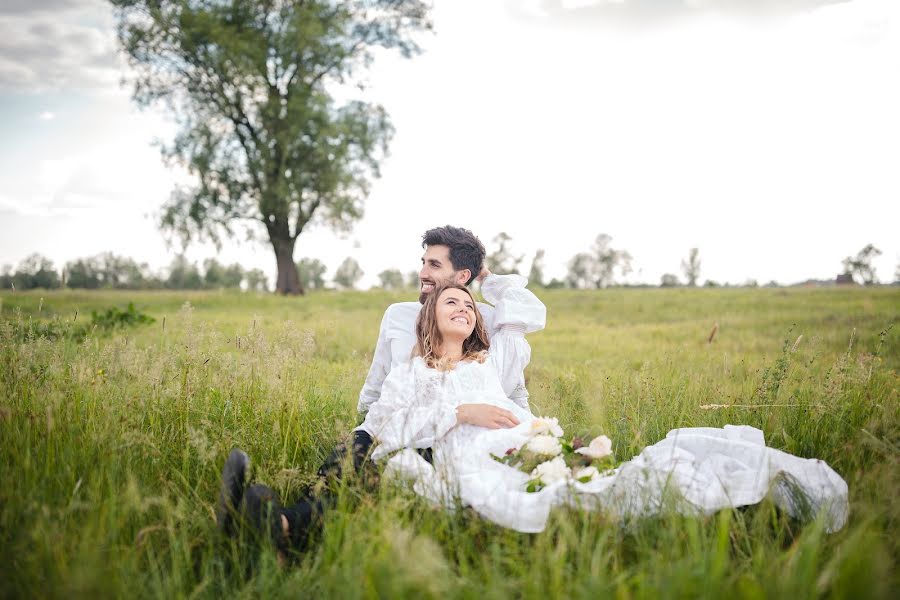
xmin=475 ymin=265 xmax=491 ymax=283
xmin=456 ymin=404 xmax=520 ymax=429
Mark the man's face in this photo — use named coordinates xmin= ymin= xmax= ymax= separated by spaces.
xmin=419 ymin=244 xmax=468 ymax=303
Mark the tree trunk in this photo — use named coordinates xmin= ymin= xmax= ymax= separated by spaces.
xmin=271 ymin=235 xmax=304 ymax=295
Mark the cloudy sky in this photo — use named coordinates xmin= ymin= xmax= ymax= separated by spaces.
xmin=1 ymin=0 xmax=897 ymax=287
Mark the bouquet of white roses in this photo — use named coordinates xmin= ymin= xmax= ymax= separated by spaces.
xmin=491 ymin=417 xmax=617 ymax=492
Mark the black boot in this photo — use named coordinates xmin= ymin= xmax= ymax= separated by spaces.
xmin=242 ymin=484 xmax=288 ymax=552
xmin=216 ymin=448 xmax=250 ymax=536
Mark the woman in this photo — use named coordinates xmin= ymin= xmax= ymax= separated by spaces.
xmin=369 ymin=284 xmax=847 ymax=534
xmin=219 ymin=279 xmax=848 ymax=550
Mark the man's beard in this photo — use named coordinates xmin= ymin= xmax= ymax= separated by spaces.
xmin=419 ymin=274 xmax=463 ymax=303
xmin=418 ymin=278 xmax=441 ymax=303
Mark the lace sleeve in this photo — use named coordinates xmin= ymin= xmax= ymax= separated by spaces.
xmin=365 ymin=360 xmax=459 ymax=460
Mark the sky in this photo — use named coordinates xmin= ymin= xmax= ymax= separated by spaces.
xmin=0 ymin=0 xmax=898 ymax=288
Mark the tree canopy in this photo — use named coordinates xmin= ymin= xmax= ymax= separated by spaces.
xmin=565 ymin=234 xmax=632 ymax=289
xmin=111 ymin=0 xmax=431 ymax=294
xmin=842 ymin=244 xmax=881 ymax=285
xmin=334 ymin=257 xmax=363 ymax=289
xmin=681 ymin=248 xmax=700 ymax=287
xmin=377 ymin=268 xmax=404 ymax=290
xmin=297 ymin=257 xmax=328 ymax=290
xmin=528 ymin=249 xmax=545 ymax=288
xmin=66 ymin=253 xmax=153 ymax=289
xmin=660 ymin=273 xmax=679 ymax=287
xmin=485 ymin=232 xmax=524 ymax=275
xmin=566 ymin=252 xmax=594 ymax=289
xmin=591 ymin=234 xmax=632 ymax=288
xmin=1 ymin=254 xmax=60 ymax=291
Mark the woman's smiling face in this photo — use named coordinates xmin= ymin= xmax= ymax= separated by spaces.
xmin=435 ymin=287 xmax=477 ymax=341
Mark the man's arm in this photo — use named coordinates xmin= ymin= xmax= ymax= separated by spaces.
xmin=357 ymin=306 xmax=394 ymax=414
xmin=477 ymin=267 xmax=546 ymax=410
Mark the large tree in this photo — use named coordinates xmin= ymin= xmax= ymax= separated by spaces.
xmin=111 ymin=0 xmax=431 ymax=294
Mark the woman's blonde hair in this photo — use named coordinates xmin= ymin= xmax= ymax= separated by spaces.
xmin=414 ymin=283 xmax=490 ymax=371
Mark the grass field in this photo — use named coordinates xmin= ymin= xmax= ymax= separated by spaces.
xmin=1 ymin=287 xmax=897 ymax=599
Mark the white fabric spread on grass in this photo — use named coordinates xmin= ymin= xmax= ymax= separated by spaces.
xmin=384 ymin=419 xmax=849 ymax=534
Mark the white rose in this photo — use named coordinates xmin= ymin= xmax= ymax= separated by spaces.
xmin=525 ymin=434 xmax=562 ymax=457
xmin=531 ymin=456 xmax=570 ymax=484
xmin=573 ymin=465 xmax=599 ymax=482
xmin=528 ymin=417 xmax=564 ymax=438
xmin=575 ymin=435 xmax=613 ymax=459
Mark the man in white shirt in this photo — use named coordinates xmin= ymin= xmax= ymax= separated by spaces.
xmin=358 ymin=225 xmax=535 ymax=415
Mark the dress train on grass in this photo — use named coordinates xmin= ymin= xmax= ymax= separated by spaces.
xmin=384 ymin=424 xmax=849 ymax=533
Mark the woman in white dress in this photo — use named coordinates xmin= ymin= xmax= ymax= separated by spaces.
xmin=218 ymin=278 xmax=848 ymax=551
xmin=358 ymin=280 xmax=848 ymax=535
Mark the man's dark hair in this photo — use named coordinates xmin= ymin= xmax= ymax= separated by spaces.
xmin=421 ymin=226 xmax=486 ymax=285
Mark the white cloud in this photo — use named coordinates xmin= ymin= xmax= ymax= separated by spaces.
xmin=0 ymin=1 xmax=86 ymax=15
xmin=507 ymin=0 xmax=855 ymax=23
xmin=0 ymin=4 xmax=121 ymax=93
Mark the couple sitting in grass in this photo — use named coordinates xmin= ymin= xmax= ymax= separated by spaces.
xmin=216 ymin=226 xmax=848 ymax=556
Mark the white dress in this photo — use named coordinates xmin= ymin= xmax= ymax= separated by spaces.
xmin=358 ymin=283 xmax=849 ymax=534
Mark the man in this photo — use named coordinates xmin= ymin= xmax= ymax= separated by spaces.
xmin=358 ymin=225 xmax=536 ymax=415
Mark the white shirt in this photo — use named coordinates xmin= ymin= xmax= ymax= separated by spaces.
xmin=357 ymin=273 xmax=546 ymax=415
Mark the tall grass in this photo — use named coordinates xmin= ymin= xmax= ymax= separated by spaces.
xmin=1 ymin=287 xmax=897 ymax=599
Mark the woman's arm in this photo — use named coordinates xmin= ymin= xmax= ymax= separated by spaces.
xmin=456 ymin=403 xmax=520 ymax=429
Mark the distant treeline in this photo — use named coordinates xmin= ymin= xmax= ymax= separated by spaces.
xmin=2 ymin=239 xmax=892 ymax=292
xmin=1 ymin=253 xmax=268 ymax=292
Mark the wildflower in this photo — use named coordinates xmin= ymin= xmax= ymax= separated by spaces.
xmin=573 ymin=465 xmax=599 ymax=483
xmin=525 ymin=434 xmax=562 ymax=457
xmin=531 ymin=456 xmax=569 ymax=485
xmin=575 ymin=435 xmax=613 ymax=459
xmin=528 ymin=417 xmax=564 ymax=438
